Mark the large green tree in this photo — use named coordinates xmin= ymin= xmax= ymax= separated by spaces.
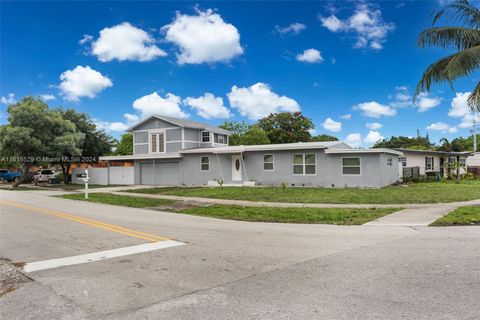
xmin=0 ymin=97 xmax=83 ymax=185
xmin=219 ymin=120 xmax=249 ymax=146
xmin=415 ymin=0 xmax=480 ymax=111
xmin=373 ymin=135 xmax=435 ymax=149
xmin=115 ymin=132 xmax=133 ymax=155
xmin=257 ymin=112 xmax=314 ymax=144
xmin=310 ymin=134 xmax=339 ymax=142
xmin=239 ymin=126 xmax=270 ymax=145
xmin=57 ymin=108 xmax=115 ymax=183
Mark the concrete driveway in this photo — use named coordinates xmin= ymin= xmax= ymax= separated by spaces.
xmin=1 ymin=190 xmax=479 ymax=320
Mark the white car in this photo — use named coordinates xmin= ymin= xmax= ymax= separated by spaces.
xmin=34 ymin=169 xmax=56 ymax=184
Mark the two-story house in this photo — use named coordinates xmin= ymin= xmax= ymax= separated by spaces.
xmin=97 ymin=115 xmax=402 ymax=188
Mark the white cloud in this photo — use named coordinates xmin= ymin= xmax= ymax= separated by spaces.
xmin=0 ymin=93 xmax=16 ymax=105
xmin=459 ymin=112 xmax=480 ymax=129
xmin=94 ymin=113 xmax=139 ymax=132
xmin=353 ymin=101 xmax=397 ymax=118
xmin=91 ymin=22 xmax=167 ymax=62
xmin=426 ymin=122 xmax=457 ymax=133
xmin=319 ymin=3 xmax=395 ymax=50
xmin=448 ymin=92 xmax=471 ymax=118
xmin=275 ymin=22 xmax=306 ymax=35
xmin=227 ymin=83 xmax=300 ymax=120
xmin=366 ymin=122 xmax=382 ymax=130
xmin=59 ymin=66 xmax=112 ymax=102
xmin=133 ymin=92 xmax=187 ymax=119
xmin=415 ymin=92 xmax=442 ymax=112
xmin=364 ymin=130 xmax=384 ymax=144
xmin=184 ymin=93 xmax=231 ymax=119
xmin=123 ymin=113 xmax=139 ymax=124
xmin=447 ymin=92 xmax=480 ymax=129
xmin=296 ymin=48 xmax=324 ymax=63
xmin=340 ymin=113 xmax=352 ymax=120
xmin=79 ymin=34 xmax=93 ymax=45
xmin=162 ymin=9 xmax=243 ymax=64
xmin=320 ymin=15 xmax=344 ymax=32
xmin=322 ymin=117 xmax=342 ymax=132
xmin=345 ymin=133 xmax=362 ymax=148
xmin=389 ymin=86 xmax=412 ymax=108
xmin=39 ymin=94 xmax=55 ymax=101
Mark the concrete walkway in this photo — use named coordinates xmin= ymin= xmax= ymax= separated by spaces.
xmin=364 ymin=206 xmax=458 ymax=226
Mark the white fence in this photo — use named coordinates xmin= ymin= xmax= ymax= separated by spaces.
xmin=72 ymin=167 xmax=134 ymax=185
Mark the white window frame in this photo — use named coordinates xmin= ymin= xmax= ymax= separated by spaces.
xmin=398 ymin=157 xmax=407 ymax=167
xmin=263 ymin=154 xmax=274 ymax=171
xmin=217 ymin=134 xmax=225 ymax=144
xmin=201 ymin=131 xmax=211 ymax=143
xmin=200 ymin=156 xmax=210 ymax=171
xmin=459 ymin=158 xmax=466 ymax=167
xmin=425 ymin=156 xmax=434 ymax=171
xmin=342 ymin=157 xmax=361 ymax=175
xmin=149 ymin=131 xmax=166 ymax=154
xmin=292 ymin=154 xmax=316 ymax=176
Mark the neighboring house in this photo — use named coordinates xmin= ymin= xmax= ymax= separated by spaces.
xmin=393 ymin=148 xmax=470 ymax=177
xmin=466 ymin=152 xmax=480 ymax=176
xmin=93 ymin=115 xmax=402 ymax=188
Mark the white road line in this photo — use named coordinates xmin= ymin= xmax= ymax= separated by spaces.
xmin=23 ymin=240 xmax=185 ymax=273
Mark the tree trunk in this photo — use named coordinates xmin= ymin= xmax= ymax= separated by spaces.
xmin=60 ymin=163 xmax=71 ymax=184
xmin=13 ymin=163 xmax=32 ymax=187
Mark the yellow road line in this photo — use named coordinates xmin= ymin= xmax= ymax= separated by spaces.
xmin=0 ymin=200 xmax=172 ymax=243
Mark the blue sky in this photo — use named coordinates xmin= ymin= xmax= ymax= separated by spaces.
xmin=1 ymin=1 xmax=479 ymax=146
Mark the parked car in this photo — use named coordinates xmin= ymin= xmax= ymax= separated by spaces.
xmin=0 ymin=169 xmax=22 ymax=183
xmin=34 ymin=169 xmax=56 ymax=185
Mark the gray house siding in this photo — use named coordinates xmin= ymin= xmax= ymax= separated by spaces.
xmin=166 ymin=128 xmax=182 ymax=141
xmin=181 ymin=154 xmax=233 ymax=185
xmin=134 ymin=144 xmax=149 ymax=155
xmin=134 ymin=118 xmax=179 ymax=131
xmin=184 ymin=128 xmax=200 ymax=141
xmin=166 ymin=142 xmax=182 ymax=153
xmin=170 ymin=149 xmax=398 ymax=188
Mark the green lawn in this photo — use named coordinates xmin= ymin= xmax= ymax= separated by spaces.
xmin=59 ymin=193 xmax=174 ymax=208
xmin=127 ymin=181 xmax=480 ymax=204
xmin=59 ymin=193 xmax=398 ymax=224
xmin=430 ymin=206 xmax=480 ymax=226
xmin=178 ymin=205 xmax=399 ymax=225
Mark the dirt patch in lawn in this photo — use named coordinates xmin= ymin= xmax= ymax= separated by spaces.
xmin=151 ymin=200 xmax=211 ymax=212
xmin=0 ymin=259 xmax=32 ymax=297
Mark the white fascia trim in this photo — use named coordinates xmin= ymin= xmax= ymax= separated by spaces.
xmin=325 ymin=148 xmax=404 ymax=156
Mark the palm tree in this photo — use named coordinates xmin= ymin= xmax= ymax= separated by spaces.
xmin=415 ymin=0 xmax=480 ymax=112
xmin=439 ymin=137 xmax=452 ymax=151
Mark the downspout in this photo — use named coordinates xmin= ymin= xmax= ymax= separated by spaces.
xmin=153 ymin=159 xmax=156 ymax=185
xmin=240 ymin=152 xmax=249 ymax=182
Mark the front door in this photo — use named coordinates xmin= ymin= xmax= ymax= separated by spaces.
xmin=231 ymin=155 xmax=242 ymax=181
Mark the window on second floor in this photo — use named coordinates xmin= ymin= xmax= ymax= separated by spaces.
xmin=202 ymin=131 xmax=210 ymax=143
xmin=150 ymin=133 xmax=165 ymax=153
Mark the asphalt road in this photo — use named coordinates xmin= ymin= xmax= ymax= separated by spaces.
xmin=0 ymin=190 xmax=479 ymax=320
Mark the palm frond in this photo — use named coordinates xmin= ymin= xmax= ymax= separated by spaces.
xmin=417 ymin=27 xmax=480 ymax=50
xmin=467 ymin=80 xmax=480 ymax=112
xmin=415 ymin=45 xmax=480 ymax=99
xmin=433 ymin=0 xmax=480 ymax=29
